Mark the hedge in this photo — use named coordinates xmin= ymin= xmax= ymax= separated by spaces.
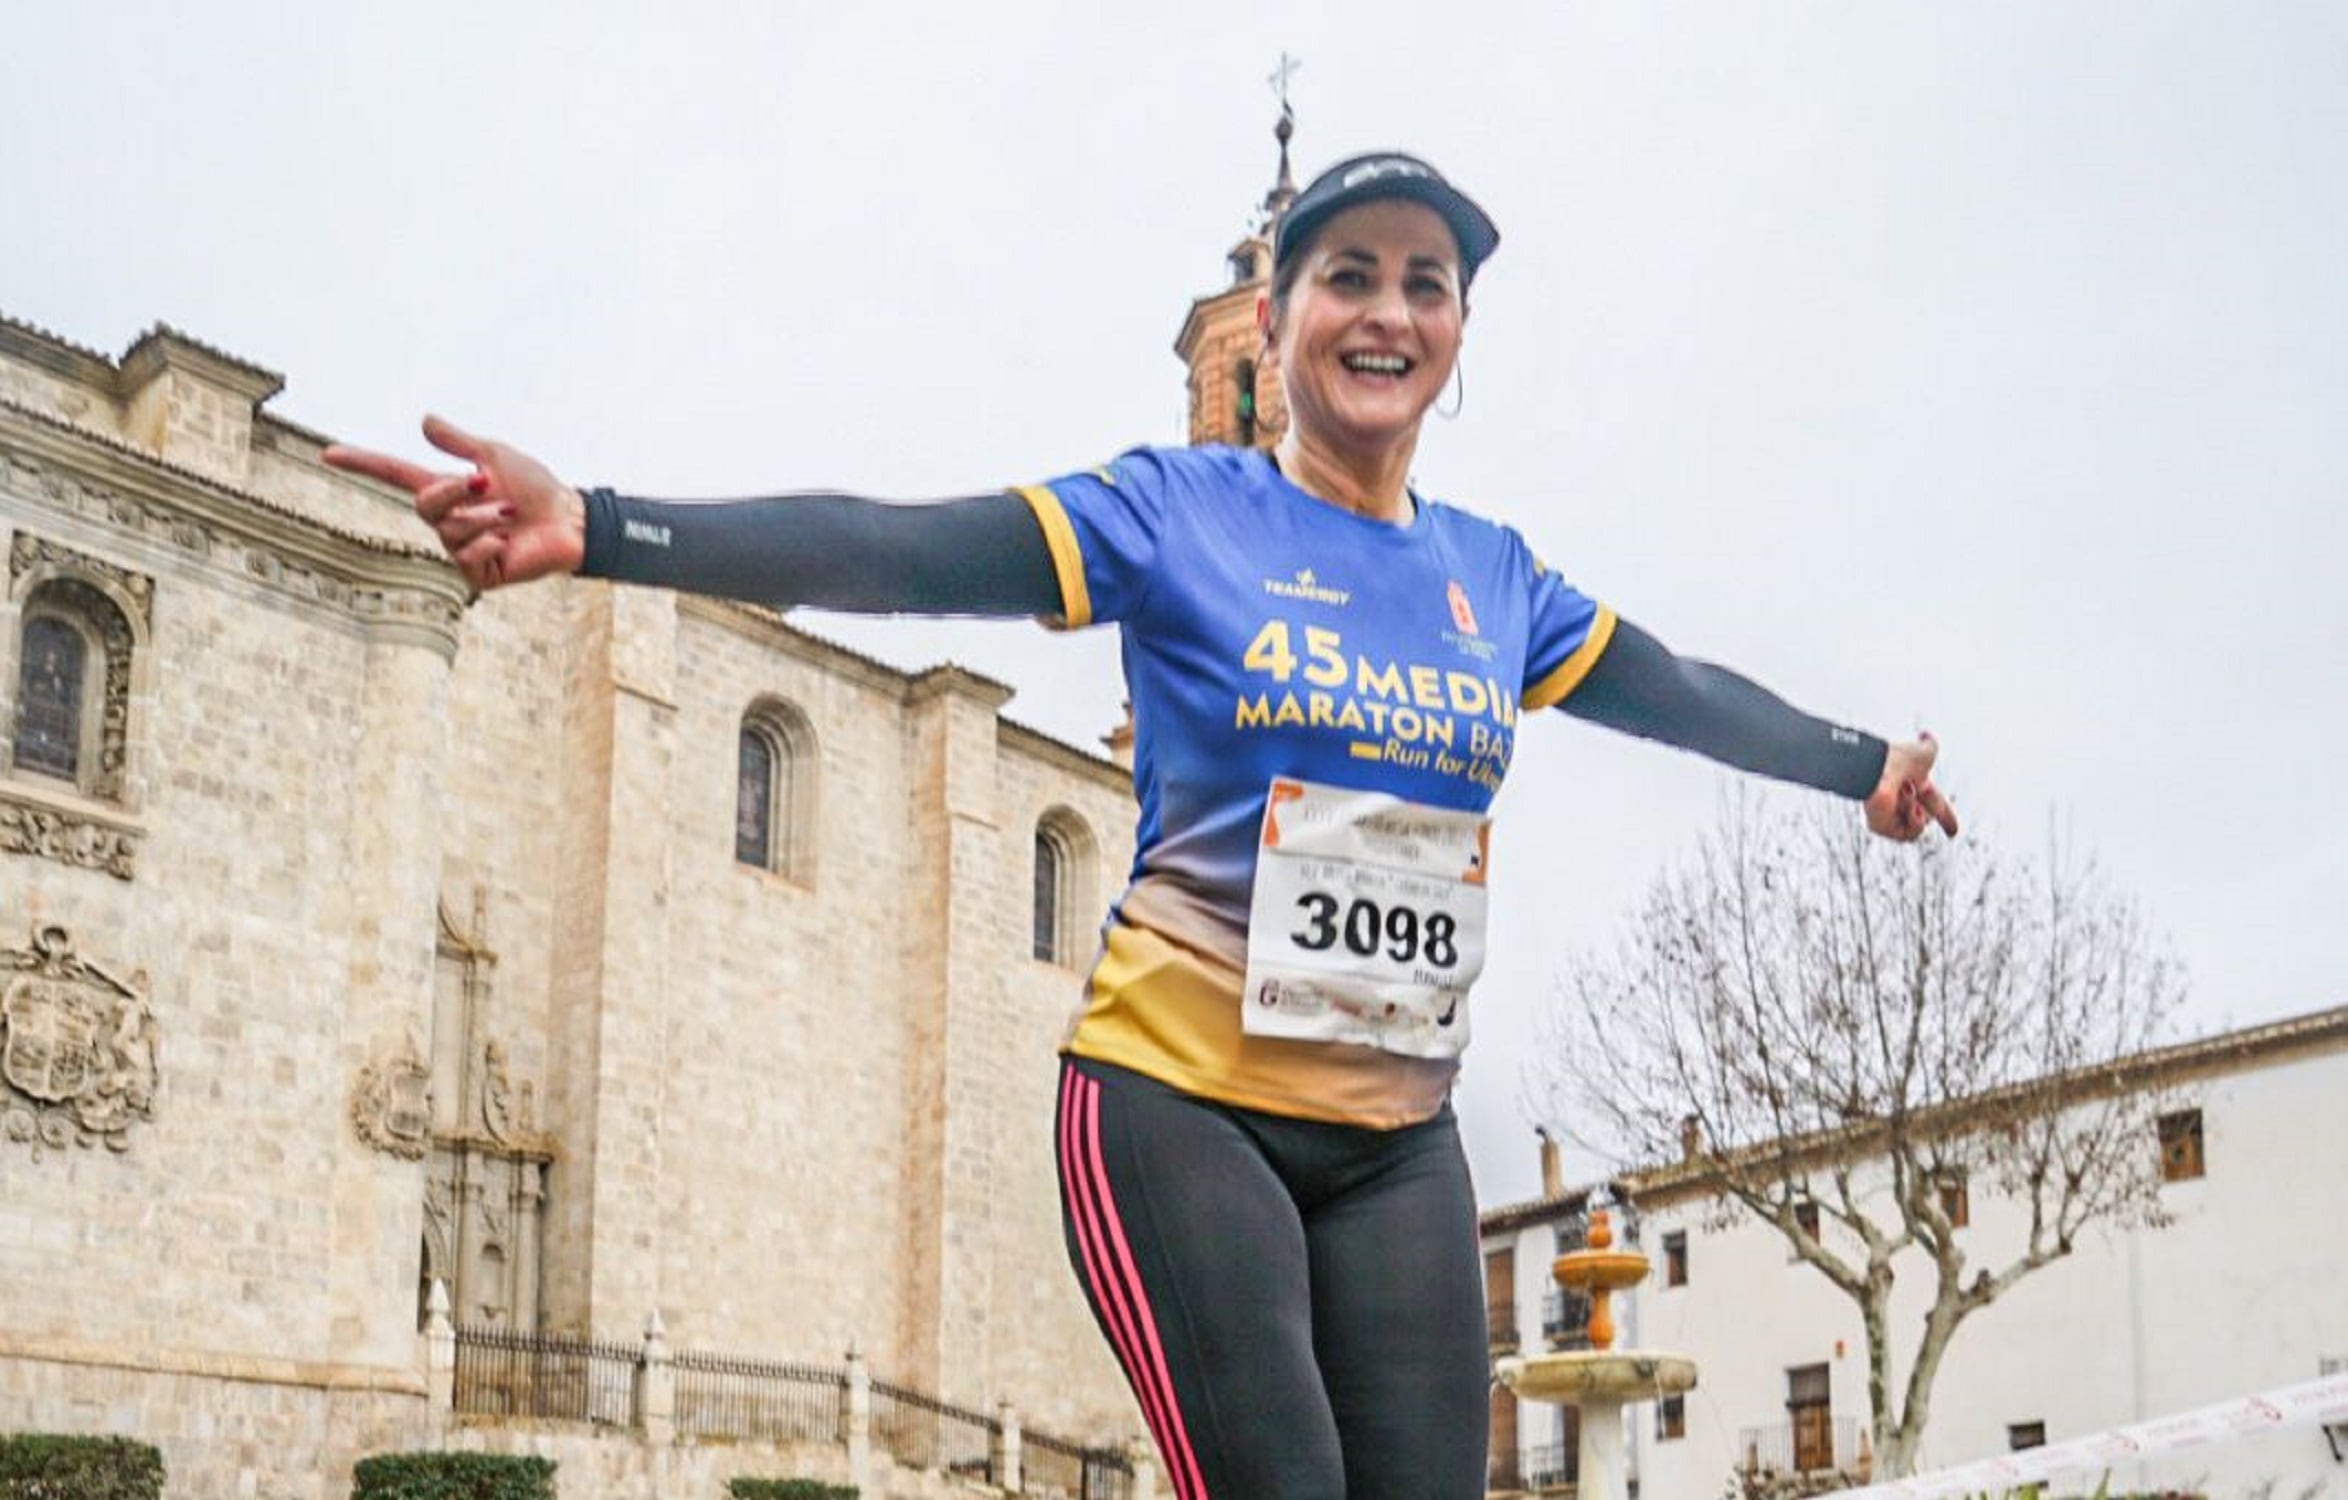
xmin=0 ymin=1435 xmax=164 ymax=1500
xmin=725 ymin=1481 xmax=857 ymax=1500
xmin=350 ymin=1452 xmax=556 ymax=1499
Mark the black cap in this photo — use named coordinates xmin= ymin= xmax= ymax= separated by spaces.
xmin=1273 ymin=152 xmax=1501 ymax=285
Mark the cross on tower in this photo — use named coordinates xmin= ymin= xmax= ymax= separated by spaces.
xmin=1268 ymin=52 xmax=1302 ymax=118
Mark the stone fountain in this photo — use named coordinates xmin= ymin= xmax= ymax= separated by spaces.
xmin=1495 ymin=1204 xmax=1698 ymax=1500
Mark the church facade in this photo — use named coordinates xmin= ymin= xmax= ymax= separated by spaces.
xmin=0 ymin=303 xmax=1145 ymax=1494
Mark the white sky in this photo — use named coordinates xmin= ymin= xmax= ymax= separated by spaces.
xmin=4 ymin=2 xmax=2341 ymax=1208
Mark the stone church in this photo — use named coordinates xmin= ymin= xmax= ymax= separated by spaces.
xmin=0 ymin=124 xmax=1303 ymax=1498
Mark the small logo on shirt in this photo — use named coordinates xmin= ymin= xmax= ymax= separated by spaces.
xmin=1446 ymin=580 xmax=1479 ymax=636
xmin=1263 ymin=568 xmax=1351 ymax=606
xmin=623 ymin=518 xmax=673 ymax=549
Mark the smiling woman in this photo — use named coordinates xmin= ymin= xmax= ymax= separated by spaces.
xmin=323 ymin=147 xmax=1953 ymax=1500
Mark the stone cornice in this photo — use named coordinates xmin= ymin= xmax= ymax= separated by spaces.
xmin=999 ymin=718 xmax=1131 ymax=795
xmin=0 ymin=313 xmax=117 ymax=387
xmin=0 ymin=1329 xmax=426 ymax=1397
xmin=906 ymin=662 xmax=1016 ymax=713
xmin=1174 ymin=281 xmax=1262 ymax=363
xmin=674 ymin=596 xmax=1126 ymax=789
xmin=119 ymin=323 xmax=286 ymax=406
xmin=0 ymin=399 xmax=471 ymax=657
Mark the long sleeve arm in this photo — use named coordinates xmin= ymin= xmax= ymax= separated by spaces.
xmin=1561 ymin=618 xmax=1887 ymax=798
xmin=575 ymin=486 xmax=1064 ymax=617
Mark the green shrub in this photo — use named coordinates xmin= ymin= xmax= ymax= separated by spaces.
xmin=350 ymin=1452 xmax=555 ymax=1500
xmin=0 ymin=1434 xmax=164 ymax=1500
xmin=725 ymin=1481 xmax=856 ymax=1500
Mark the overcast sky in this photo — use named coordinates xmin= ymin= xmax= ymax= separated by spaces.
xmin=5 ymin=2 xmax=2340 ymax=1208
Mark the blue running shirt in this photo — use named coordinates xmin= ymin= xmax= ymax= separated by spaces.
xmin=1017 ymin=445 xmax=1616 ymax=1127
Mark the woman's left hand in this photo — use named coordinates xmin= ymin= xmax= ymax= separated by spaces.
xmin=1865 ymin=733 xmax=1959 ymax=841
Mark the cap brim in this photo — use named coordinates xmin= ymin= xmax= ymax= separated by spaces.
xmin=1279 ymin=175 xmax=1501 ymax=280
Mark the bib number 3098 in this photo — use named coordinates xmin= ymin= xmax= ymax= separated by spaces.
xmin=1289 ymin=892 xmax=1461 ymax=970
xmin=1241 ymin=778 xmax=1491 ymax=1061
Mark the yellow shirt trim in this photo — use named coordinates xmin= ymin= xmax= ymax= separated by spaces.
xmin=1012 ymin=484 xmax=1092 ymax=629
xmin=1521 ymin=604 xmax=1619 ymax=711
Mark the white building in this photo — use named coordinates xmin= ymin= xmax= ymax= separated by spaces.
xmin=1481 ymin=1006 xmax=2348 ymax=1500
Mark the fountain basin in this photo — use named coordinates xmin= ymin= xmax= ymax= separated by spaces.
xmin=1495 ymin=1350 xmax=1699 ymax=1406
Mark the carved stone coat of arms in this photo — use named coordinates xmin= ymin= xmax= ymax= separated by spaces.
xmin=0 ymin=925 xmax=157 ymax=1154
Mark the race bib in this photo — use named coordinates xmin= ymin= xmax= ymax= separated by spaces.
xmin=1240 ymin=777 xmax=1492 ymax=1060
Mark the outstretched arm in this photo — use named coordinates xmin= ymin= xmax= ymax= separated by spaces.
xmin=576 ymin=486 xmax=1058 ymax=616
xmin=1563 ymin=618 xmax=1958 ymax=840
xmin=323 ymin=415 xmax=1060 ymax=617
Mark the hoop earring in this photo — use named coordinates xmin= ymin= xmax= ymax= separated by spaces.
xmin=1435 ymin=358 xmax=1466 ymax=420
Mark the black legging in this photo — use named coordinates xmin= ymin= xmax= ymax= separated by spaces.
xmin=1055 ymin=1057 xmax=1491 ymax=1499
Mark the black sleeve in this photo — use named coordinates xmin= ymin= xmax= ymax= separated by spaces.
xmin=1561 ymin=619 xmax=1888 ymax=799
xmin=573 ymin=487 xmax=1064 ymax=618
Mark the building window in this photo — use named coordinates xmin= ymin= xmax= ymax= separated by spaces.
xmin=2008 ymin=1421 xmax=2046 ymax=1451
xmin=1032 ymin=809 xmax=1097 ymax=967
xmin=1485 ymin=1245 xmax=1518 ymax=1351
xmin=736 ymin=726 xmax=775 ymax=868
xmin=1663 ymin=1230 xmax=1688 ymax=1288
xmin=1787 ymin=1364 xmax=1833 ymax=1473
xmin=736 ymin=701 xmax=815 ymax=879
xmin=1657 ymin=1394 xmax=1687 ymax=1442
xmin=1033 ymin=828 xmax=1064 ymax=961
xmin=1936 ymin=1170 xmax=1970 ymax=1228
xmin=2158 ymin=1108 xmax=2205 ymax=1182
xmin=9 ymin=572 xmax=139 ymax=804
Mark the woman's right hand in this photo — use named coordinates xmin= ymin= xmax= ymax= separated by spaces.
xmin=323 ymin=415 xmax=585 ymax=593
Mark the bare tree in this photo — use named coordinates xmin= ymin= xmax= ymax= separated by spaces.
xmin=1528 ymin=792 xmax=2183 ymax=1480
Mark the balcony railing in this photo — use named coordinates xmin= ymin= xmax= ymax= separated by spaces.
xmin=1523 ymin=1439 xmax=1578 ymax=1490
xmin=1487 ymin=1304 xmax=1520 ymax=1351
xmin=1738 ymin=1415 xmax=1862 ymax=1476
xmin=1540 ymin=1288 xmax=1591 ymax=1348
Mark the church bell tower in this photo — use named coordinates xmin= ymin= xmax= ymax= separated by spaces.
xmin=1174 ymin=101 xmax=1301 ymax=451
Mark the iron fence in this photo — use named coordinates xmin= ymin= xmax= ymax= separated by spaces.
xmin=673 ymin=1349 xmax=846 ymax=1444
xmin=1021 ymin=1428 xmax=1135 ymax=1500
xmin=871 ymin=1377 xmax=996 ymax=1479
xmin=453 ymin=1325 xmax=636 ymax=1425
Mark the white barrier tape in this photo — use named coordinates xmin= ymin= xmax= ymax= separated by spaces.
xmin=1832 ymin=1374 xmax=2348 ymax=1500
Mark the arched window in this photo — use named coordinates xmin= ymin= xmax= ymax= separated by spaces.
xmin=1032 ymin=827 xmax=1064 ymax=963
xmin=1032 ymin=809 xmax=1098 ymax=967
xmin=8 ymin=572 xmax=138 ymax=804
xmin=736 ymin=724 xmax=777 ymax=868
xmin=736 ymin=700 xmax=815 ymax=880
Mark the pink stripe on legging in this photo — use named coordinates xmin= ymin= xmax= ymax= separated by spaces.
xmin=1057 ymin=1069 xmax=1188 ymax=1496
xmin=1072 ymin=1072 xmax=1210 ymax=1500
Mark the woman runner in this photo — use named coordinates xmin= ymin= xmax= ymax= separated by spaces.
xmin=327 ymin=150 xmax=1956 ymax=1500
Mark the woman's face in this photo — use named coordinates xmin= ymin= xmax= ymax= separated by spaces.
xmin=1265 ymin=198 xmax=1466 ymax=457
